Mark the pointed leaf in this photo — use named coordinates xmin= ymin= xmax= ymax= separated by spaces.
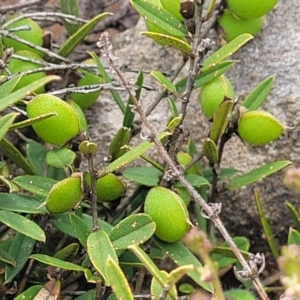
xmin=0 ymin=113 xmax=19 ymax=142
xmin=174 ymin=173 xmax=210 ymax=188
xmin=26 ymin=139 xmax=47 ymax=176
xmin=106 ymin=257 xmax=134 ymax=299
xmin=287 ymin=228 xmax=300 ymax=245
xmin=14 ymin=285 xmax=42 ymax=300
xmin=241 ymin=75 xmax=275 ymax=110
xmin=203 ymin=34 xmax=253 ymax=70
xmin=228 ymin=161 xmax=292 ymax=189
xmin=54 ymin=243 xmax=80 ymax=261
xmin=285 ymin=201 xmax=300 ymax=232
xmin=58 ymin=12 xmax=112 ymax=57
xmin=60 ymin=0 xmax=80 ymax=35
xmin=122 ymin=167 xmax=163 ymax=186
xmin=109 ymin=213 xmax=156 ymax=249
xmin=167 ymin=98 xmax=179 ymax=118
xmin=0 ymin=75 xmax=22 ymax=98
xmin=70 ymin=213 xmax=91 ymax=248
xmin=0 ymin=247 xmax=16 ymax=266
xmin=203 ymin=138 xmax=218 ymax=164
xmin=109 ymin=127 xmax=131 ymax=161
xmin=46 ymin=148 xmax=76 ymax=168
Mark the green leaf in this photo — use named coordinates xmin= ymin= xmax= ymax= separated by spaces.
xmin=142 ymin=32 xmax=191 ymax=53
xmin=176 ymin=61 xmax=235 ymax=93
xmin=151 ymin=270 xmax=177 ymax=300
xmin=202 ymin=167 xmax=238 ymax=183
xmin=60 ymin=0 xmax=80 ymax=35
xmin=0 ymin=247 xmax=16 ymax=266
xmin=26 ymin=140 xmax=47 ymax=176
xmin=0 ymin=75 xmax=22 ymax=98
xmin=203 ymin=138 xmax=218 ymax=164
xmin=0 ymin=138 xmax=35 ymax=174
xmin=58 ymin=13 xmax=112 ymax=58
xmin=89 ymin=52 xmax=126 ymax=114
xmin=13 ymin=175 xmax=58 ymax=197
xmin=31 ymin=254 xmax=86 ymax=271
xmin=106 ymin=257 xmax=134 ymax=299
xmin=0 ymin=211 xmax=45 ymax=241
xmin=203 ymin=34 xmax=253 ymax=70
xmin=54 ymin=243 xmax=79 ymax=261
xmin=5 ymin=233 xmax=35 ymax=283
xmin=167 ymin=114 xmax=183 ymax=133
xmin=285 ymin=201 xmax=300 ymax=232
xmin=46 ymin=148 xmax=76 ymax=168
xmin=0 ymin=193 xmax=48 ymax=213
xmin=167 ymin=98 xmax=179 ymax=118
xmin=0 ymin=113 xmax=19 ymax=142
xmin=153 ymin=238 xmax=213 ymax=292
xmin=14 ymin=285 xmax=43 ymax=300
xmin=130 ymin=0 xmax=186 ymax=37
xmin=224 ymin=289 xmax=256 ymax=300
xmin=122 ymin=167 xmax=163 ymax=186
xmin=241 ymin=75 xmax=275 ymax=110
xmin=174 ymin=173 xmax=210 ymax=188
xmin=123 ymin=70 xmax=143 ymax=128
xmin=211 ymin=237 xmax=250 ymax=268
xmin=106 ymin=132 xmax=171 ymax=173
xmin=254 ymin=189 xmax=279 ymax=258
xmin=109 ymin=213 xmax=156 ymax=249
xmin=109 ymin=127 xmax=131 ymax=161
xmin=0 ymin=75 xmax=59 ymax=112
xmin=69 ymin=214 xmax=91 ymax=249
xmin=228 ymin=161 xmax=292 ymax=189
xmin=87 ymin=230 xmax=118 ymax=282
xmin=74 ymin=290 xmax=96 ymax=300
xmin=287 ymin=227 xmax=300 ymax=245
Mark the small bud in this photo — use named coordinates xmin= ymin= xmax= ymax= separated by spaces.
xmin=283 ymin=165 xmax=300 ymax=194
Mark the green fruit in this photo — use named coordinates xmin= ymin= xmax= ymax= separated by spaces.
xmin=218 ymin=10 xmax=264 ymax=42
xmin=85 ymin=172 xmax=125 ymax=202
xmin=237 ymin=110 xmax=284 ymax=145
xmin=160 ymin=0 xmax=183 ymax=21
xmin=46 ymin=173 xmax=83 ymax=213
xmin=144 ymin=186 xmax=189 ymax=242
xmin=226 ymin=0 xmax=278 ymax=20
xmin=71 ymin=59 xmax=103 ymax=110
xmin=199 ymin=75 xmax=235 ymax=119
xmin=27 ymin=94 xmax=81 ymax=146
xmin=2 ymin=16 xmax=43 ymax=55
xmin=6 ymin=50 xmax=45 ymax=93
xmin=176 ymin=151 xmax=198 ymax=174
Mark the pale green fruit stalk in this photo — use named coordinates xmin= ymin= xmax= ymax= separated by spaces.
xmin=226 ymin=0 xmax=278 ymax=20
xmin=46 ymin=173 xmax=83 ymax=214
xmin=144 ymin=186 xmax=190 ymax=243
xmin=237 ymin=110 xmax=284 ymax=145
xmin=199 ymin=75 xmax=235 ymax=119
xmin=26 ymin=94 xmax=81 ymax=146
xmin=218 ymin=10 xmax=264 ymax=42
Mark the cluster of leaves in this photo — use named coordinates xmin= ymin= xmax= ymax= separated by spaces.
xmin=0 ymin=0 xmax=299 ymax=299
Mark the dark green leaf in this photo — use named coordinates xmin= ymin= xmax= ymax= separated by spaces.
xmin=202 ymin=167 xmax=238 ymax=183
xmin=109 ymin=127 xmax=131 ymax=161
xmin=26 ymin=140 xmax=47 ymax=176
xmin=122 ymin=167 xmax=163 ymax=186
xmin=54 ymin=243 xmax=80 ymax=261
xmin=46 ymin=148 xmax=76 ymax=168
xmin=70 ymin=214 xmax=91 ymax=248
xmin=14 ymin=285 xmax=42 ymax=300
xmin=203 ymin=138 xmax=218 ymax=164
xmin=0 ymin=113 xmax=18 ymax=142
xmin=0 ymin=75 xmax=22 ymax=98
xmin=0 ymin=247 xmax=15 ymax=266
xmin=60 ymin=0 xmax=80 ymax=35
xmin=287 ymin=228 xmax=300 ymax=245
xmin=228 ymin=161 xmax=292 ymax=189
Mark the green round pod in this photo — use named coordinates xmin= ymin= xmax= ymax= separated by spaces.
xmin=6 ymin=50 xmax=45 ymax=93
xmin=144 ymin=186 xmax=190 ymax=242
xmin=26 ymin=94 xmax=81 ymax=146
xmin=237 ymin=110 xmax=284 ymax=145
xmin=2 ymin=16 xmax=43 ymax=55
xmin=226 ymin=0 xmax=278 ymax=20
xmin=199 ymin=75 xmax=235 ymax=119
xmin=71 ymin=59 xmax=103 ymax=110
xmin=46 ymin=174 xmax=83 ymax=214
xmin=218 ymin=10 xmax=264 ymax=42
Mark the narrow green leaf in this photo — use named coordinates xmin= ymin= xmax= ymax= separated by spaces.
xmin=70 ymin=213 xmax=91 ymax=249
xmin=203 ymin=167 xmax=238 ymax=183
xmin=0 ymin=193 xmax=48 ymax=213
xmin=14 ymin=285 xmax=42 ymax=300
xmin=74 ymin=290 xmax=95 ymax=300
xmin=176 ymin=61 xmax=235 ymax=93
xmin=131 ymin=0 xmax=186 ymax=37
xmin=0 ymin=113 xmax=19 ymax=142
xmin=203 ymin=138 xmax=218 ymax=164
xmin=89 ymin=52 xmax=126 ymax=113
xmin=209 ymin=99 xmax=234 ymax=144
xmin=26 ymin=140 xmax=47 ymax=176
xmin=54 ymin=243 xmax=80 ymax=261
xmin=31 ymin=254 xmax=86 ymax=271
xmin=123 ymin=70 xmax=143 ymax=128
xmin=167 ymin=115 xmax=183 ymax=133
xmin=254 ymin=189 xmax=279 ymax=258
xmin=151 ymin=270 xmax=177 ymax=300
xmin=241 ymin=75 xmax=275 ymax=110
xmin=167 ymin=265 xmax=194 ymax=287
xmin=167 ymin=98 xmax=179 ymax=118
xmin=0 ymin=75 xmax=22 ymax=98
xmin=46 ymin=148 xmax=76 ymax=168
xmin=141 ymin=32 xmax=191 ymax=53
xmin=0 ymin=75 xmax=59 ymax=111
xmin=109 ymin=213 xmax=156 ymax=249
xmin=153 ymin=238 xmax=214 ymax=292
xmin=150 ymin=71 xmax=177 ymax=94
xmin=87 ymin=230 xmax=118 ymax=282
xmin=0 ymin=247 xmax=16 ymax=266
xmin=0 ymin=211 xmax=45 ymax=242
xmin=224 ymin=289 xmax=256 ymax=300
xmin=285 ymin=201 xmax=300 ymax=232
xmin=106 ymin=132 xmax=171 ymax=173
xmin=60 ymin=0 xmax=80 ymax=35
xmin=58 ymin=12 xmax=112 ymax=58
xmin=109 ymin=127 xmax=131 ymax=161
xmin=5 ymin=233 xmax=35 ymax=283
xmin=106 ymin=257 xmax=134 ymax=299
xmin=228 ymin=161 xmax=292 ymax=190
xmin=174 ymin=173 xmax=210 ymax=188
xmin=12 ymin=112 xmax=57 ymax=130
xmin=203 ymin=34 xmax=253 ymax=70
xmin=0 ymin=138 xmax=35 ymax=174
xmin=287 ymin=228 xmax=300 ymax=245
xmin=122 ymin=167 xmax=163 ymax=186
